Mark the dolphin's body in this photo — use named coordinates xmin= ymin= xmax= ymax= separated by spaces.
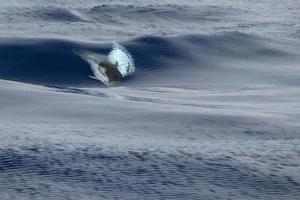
xmin=97 ymin=61 xmax=121 ymax=85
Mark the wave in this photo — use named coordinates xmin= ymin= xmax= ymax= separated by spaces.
xmin=0 ymin=6 xmax=85 ymax=23
xmin=0 ymin=32 xmax=298 ymax=88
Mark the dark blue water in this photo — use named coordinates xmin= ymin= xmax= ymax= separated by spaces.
xmin=0 ymin=1 xmax=299 ymax=199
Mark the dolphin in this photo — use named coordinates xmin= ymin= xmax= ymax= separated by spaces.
xmin=75 ymin=43 xmax=135 ymax=86
xmin=97 ymin=60 xmax=121 ymax=86
xmin=82 ymin=42 xmax=135 ymax=86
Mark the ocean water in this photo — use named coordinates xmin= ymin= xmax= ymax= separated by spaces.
xmin=0 ymin=0 xmax=300 ymax=199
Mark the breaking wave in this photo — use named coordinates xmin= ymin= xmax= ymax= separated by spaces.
xmin=0 ymin=32 xmax=298 ymax=88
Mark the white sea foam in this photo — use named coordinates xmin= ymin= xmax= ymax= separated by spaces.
xmin=108 ymin=43 xmax=135 ymax=77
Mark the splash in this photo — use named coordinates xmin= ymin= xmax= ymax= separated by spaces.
xmin=108 ymin=43 xmax=135 ymax=77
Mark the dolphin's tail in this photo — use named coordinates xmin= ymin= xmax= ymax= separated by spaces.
xmin=75 ymin=51 xmax=110 ymax=86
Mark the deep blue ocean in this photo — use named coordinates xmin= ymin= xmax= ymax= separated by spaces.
xmin=0 ymin=0 xmax=299 ymax=199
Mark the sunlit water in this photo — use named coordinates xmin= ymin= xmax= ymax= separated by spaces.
xmin=0 ymin=0 xmax=299 ymax=199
